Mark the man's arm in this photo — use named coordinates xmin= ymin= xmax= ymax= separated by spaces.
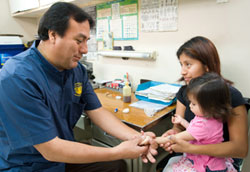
xmin=86 ymin=107 xmax=158 ymax=163
xmin=86 ymin=107 xmax=139 ymax=140
xmin=34 ymin=136 xmax=147 ymax=163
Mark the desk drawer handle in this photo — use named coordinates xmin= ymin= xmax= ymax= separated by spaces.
xmin=104 ymin=132 xmax=116 ymax=139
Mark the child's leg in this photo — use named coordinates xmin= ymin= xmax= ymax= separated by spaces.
xmin=162 ymin=155 xmax=198 ymax=172
xmin=171 ymin=156 xmax=198 ymax=172
xmin=162 ymin=155 xmax=182 ymax=172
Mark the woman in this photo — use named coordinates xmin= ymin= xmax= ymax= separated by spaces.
xmin=161 ymin=36 xmax=248 ymax=172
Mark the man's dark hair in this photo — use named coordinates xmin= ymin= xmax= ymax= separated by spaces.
xmin=38 ymin=2 xmax=95 ymax=40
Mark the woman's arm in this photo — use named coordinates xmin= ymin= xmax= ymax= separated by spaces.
xmin=161 ymin=100 xmax=187 ymax=151
xmin=162 ymin=100 xmax=187 ymax=137
xmin=171 ymin=105 xmax=248 ymax=158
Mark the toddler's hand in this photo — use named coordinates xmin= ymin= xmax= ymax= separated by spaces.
xmin=171 ymin=114 xmax=183 ymax=124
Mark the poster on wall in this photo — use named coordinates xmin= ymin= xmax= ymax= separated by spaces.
xmin=140 ymin=0 xmax=178 ymax=32
xmin=96 ymin=0 xmax=139 ymax=41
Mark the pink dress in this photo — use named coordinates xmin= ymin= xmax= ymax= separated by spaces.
xmin=172 ymin=116 xmax=237 ymax=172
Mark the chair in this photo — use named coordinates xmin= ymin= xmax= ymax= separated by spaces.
xmin=240 ymin=97 xmax=250 ymax=172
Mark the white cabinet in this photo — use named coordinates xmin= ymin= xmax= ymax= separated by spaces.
xmin=8 ymin=0 xmax=113 ymax=18
xmin=40 ymin=0 xmax=60 ymax=7
xmin=9 ymin=0 xmax=39 ymax=14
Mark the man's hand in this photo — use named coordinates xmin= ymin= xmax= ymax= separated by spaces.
xmin=114 ymin=137 xmax=148 ymax=159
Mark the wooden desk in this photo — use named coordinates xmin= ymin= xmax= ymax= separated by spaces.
xmin=93 ymin=88 xmax=175 ymax=172
xmin=95 ymin=88 xmax=176 ymax=130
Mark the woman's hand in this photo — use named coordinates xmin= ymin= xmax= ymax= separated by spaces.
xmin=169 ymin=135 xmax=192 ymax=153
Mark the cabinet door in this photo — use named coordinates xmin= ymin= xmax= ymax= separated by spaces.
xmin=40 ymin=0 xmax=60 ymax=7
xmin=8 ymin=0 xmax=39 ymax=14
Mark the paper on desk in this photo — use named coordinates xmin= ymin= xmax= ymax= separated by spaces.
xmin=135 ymin=83 xmax=180 ymax=103
xmin=129 ymin=100 xmax=168 ymax=112
xmin=150 ymin=83 xmax=180 ymax=94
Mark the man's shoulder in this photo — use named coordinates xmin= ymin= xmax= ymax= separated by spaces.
xmin=0 ymin=48 xmax=42 ymax=81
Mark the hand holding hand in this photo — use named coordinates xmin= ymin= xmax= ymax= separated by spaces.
xmin=115 ymin=137 xmax=148 ymax=159
xmin=160 ymin=128 xmax=180 ymax=153
xmin=139 ymin=131 xmax=158 ymax=163
xmin=169 ymin=135 xmax=192 ymax=153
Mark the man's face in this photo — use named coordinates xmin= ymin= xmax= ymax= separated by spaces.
xmin=53 ymin=18 xmax=90 ymax=71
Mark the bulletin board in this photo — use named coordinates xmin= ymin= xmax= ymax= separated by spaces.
xmin=96 ymin=0 xmax=139 ymax=41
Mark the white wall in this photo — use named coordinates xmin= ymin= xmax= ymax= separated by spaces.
xmin=0 ymin=0 xmax=37 ymax=43
xmin=93 ymin=0 xmax=250 ymax=98
xmin=2 ymin=0 xmax=249 ymax=97
xmin=1 ymin=0 xmax=250 ymax=169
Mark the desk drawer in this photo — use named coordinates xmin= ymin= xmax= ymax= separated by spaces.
xmin=92 ymin=124 xmax=122 ymax=147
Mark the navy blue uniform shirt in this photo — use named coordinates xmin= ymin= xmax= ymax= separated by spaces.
xmin=0 ymin=40 xmax=101 ymax=171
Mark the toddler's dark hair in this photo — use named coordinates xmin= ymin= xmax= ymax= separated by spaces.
xmin=187 ymin=72 xmax=233 ymax=122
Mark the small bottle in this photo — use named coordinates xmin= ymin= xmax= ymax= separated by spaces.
xmin=123 ymin=82 xmax=131 ymax=103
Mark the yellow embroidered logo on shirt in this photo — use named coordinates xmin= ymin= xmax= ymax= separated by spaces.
xmin=74 ymin=83 xmax=82 ymax=96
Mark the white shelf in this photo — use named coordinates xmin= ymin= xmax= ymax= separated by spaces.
xmin=98 ymin=50 xmax=157 ymax=60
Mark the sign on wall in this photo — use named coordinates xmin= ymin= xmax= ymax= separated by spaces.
xmin=140 ymin=0 xmax=178 ymax=32
xmin=96 ymin=0 xmax=139 ymax=41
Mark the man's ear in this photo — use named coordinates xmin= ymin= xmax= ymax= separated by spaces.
xmin=205 ymin=65 xmax=209 ymax=72
xmin=48 ymin=30 xmax=57 ymax=44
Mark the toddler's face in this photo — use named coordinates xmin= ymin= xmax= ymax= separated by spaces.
xmin=189 ymin=95 xmax=203 ymax=116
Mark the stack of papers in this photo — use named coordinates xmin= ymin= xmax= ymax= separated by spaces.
xmin=129 ymin=100 xmax=168 ymax=111
xmin=135 ymin=83 xmax=181 ymax=103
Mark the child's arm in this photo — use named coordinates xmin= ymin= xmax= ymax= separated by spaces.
xmin=155 ymin=131 xmax=195 ymax=144
xmin=172 ymin=114 xmax=189 ymax=129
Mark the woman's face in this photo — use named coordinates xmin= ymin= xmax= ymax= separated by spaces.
xmin=179 ymin=53 xmax=208 ymax=84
